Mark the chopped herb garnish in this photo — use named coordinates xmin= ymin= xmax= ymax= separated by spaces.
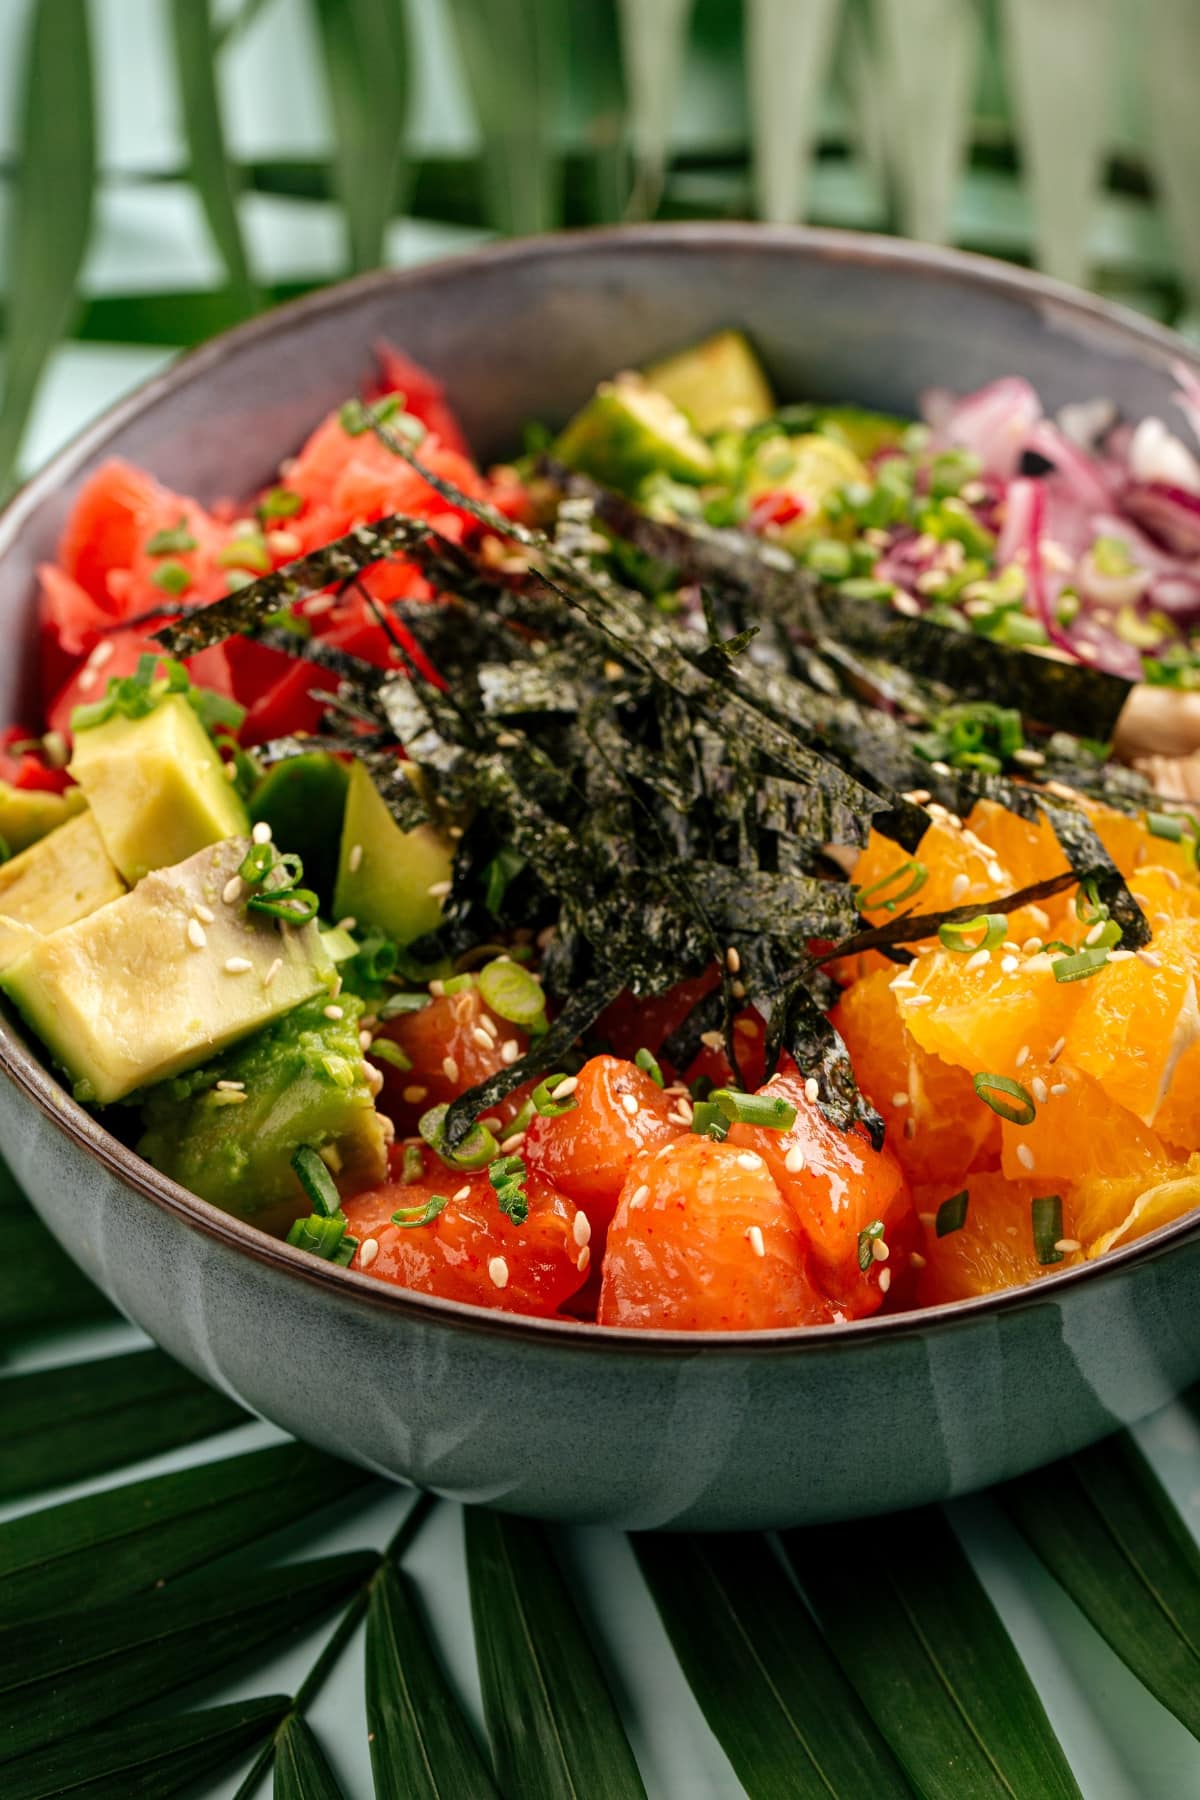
xmin=291 ymin=1145 xmax=342 ymax=1217
xmin=531 ymin=1073 xmax=578 ymax=1118
xmin=366 ymin=1038 xmax=412 ymax=1070
xmin=151 ymin=559 xmax=193 ymax=596
xmin=709 ymin=1087 xmax=798 ymax=1131
xmin=391 ymin=1193 xmax=450 ymax=1229
xmin=691 ymin=1099 xmax=730 ymax=1140
xmin=1032 ymin=1194 xmax=1066 ymax=1265
xmin=853 ymin=861 xmax=929 ymax=914
xmin=972 ymin=1073 xmax=1036 ymax=1125
xmin=401 ymin=1143 xmax=425 ymax=1183
xmin=634 ymin=1046 xmax=665 ymax=1087
xmin=489 ymin=1153 xmax=529 ymax=1226
xmin=287 ymin=1209 xmax=357 ymax=1263
xmin=1051 ymin=945 xmax=1111 ymax=983
xmin=380 ymin=991 xmax=431 ymax=1019
xmin=258 ymin=485 xmax=304 ymax=521
xmin=1073 ymin=878 xmax=1108 ymax=925
xmin=146 ymin=516 xmax=197 ymax=556
xmin=936 ymin=1190 xmax=969 ymax=1236
xmin=937 ymin=913 xmax=1007 ymax=954
xmin=1144 ymin=810 xmax=1192 ymax=842
xmin=247 ymin=886 xmax=320 ymax=924
xmin=857 ymin=1218 xmax=885 ymax=1271
xmin=478 ymin=957 xmax=547 ymax=1031
xmin=238 ymin=841 xmax=275 ymax=885
xmin=418 ymin=1102 xmax=498 ymax=1169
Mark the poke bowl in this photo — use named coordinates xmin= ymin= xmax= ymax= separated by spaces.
xmin=3 ymin=222 xmax=1200 ymax=1529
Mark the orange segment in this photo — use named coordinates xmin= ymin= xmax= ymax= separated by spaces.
xmin=914 ymin=1172 xmax=1083 ymax=1306
xmin=900 ymin=943 xmax=1084 ymax=1078
xmin=830 ymin=965 xmax=998 ymax=1189
xmin=1066 ymin=921 xmax=1200 ymax=1124
xmin=1073 ymin=1153 xmax=1200 ymax=1257
xmin=997 ymin=1060 xmax=1167 ymax=1186
xmin=1130 ymin=865 xmax=1200 ymax=928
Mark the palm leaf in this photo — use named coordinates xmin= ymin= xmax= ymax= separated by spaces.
xmin=635 ymin=1532 xmax=913 ymax=1797
xmin=448 ymin=0 xmax=568 ymax=237
xmin=274 ymin=1714 xmax=345 ymax=1800
xmin=1 ymin=1348 xmax=246 ymax=1504
xmin=873 ymin=0 xmax=980 ymax=244
xmin=167 ymin=0 xmax=258 ymax=314
xmin=465 ymin=1509 xmax=646 ymax=1799
xmin=0 ymin=0 xmax=95 ymax=492
xmin=1000 ymin=0 xmax=1117 ymax=286
xmin=3 ymin=1696 xmax=287 ymax=1800
xmin=1000 ymin=1432 xmax=1200 ymax=1741
xmin=0 ymin=1212 xmax=115 ymax=1341
xmin=366 ymin=1561 xmax=499 ymax=1799
xmin=1142 ymin=0 xmax=1200 ymax=309
xmin=212 ymin=0 xmax=280 ymax=52
xmin=744 ymin=0 xmax=844 ymax=224
xmin=0 ymin=1441 xmax=372 ymax=1626
xmin=566 ymin=0 xmax=627 ymax=223
xmin=783 ymin=1509 xmax=1082 ymax=1798
xmin=311 ymin=0 xmax=410 ymax=273
xmin=0 ymin=1554 xmax=372 ymax=1763
xmin=616 ymin=0 xmax=694 ymax=220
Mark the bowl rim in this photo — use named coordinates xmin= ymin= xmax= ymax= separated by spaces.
xmin=4 ymin=217 xmax=1200 ymax=1358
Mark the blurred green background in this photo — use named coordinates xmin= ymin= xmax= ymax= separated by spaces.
xmin=2 ymin=0 xmax=1198 ymax=493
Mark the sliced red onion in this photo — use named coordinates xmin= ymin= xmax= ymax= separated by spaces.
xmin=1123 ymin=482 xmax=1200 ymax=557
xmin=1023 ymin=419 xmax=1117 ymax=512
xmin=1128 ymin=418 xmax=1200 ymax=496
xmin=1149 ymin=572 xmax=1200 ymax=620
xmin=921 ymin=376 xmax=1042 ymax=479
xmin=1171 ymin=359 xmax=1200 ymax=451
xmin=1076 ymin=551 xmax=1150 ymax=611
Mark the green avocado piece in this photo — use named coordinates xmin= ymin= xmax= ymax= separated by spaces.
xmin=813 ymin=405 xmax=910 ymax=460
xmin=137 ymin=991 xmax=387 ymax=1235
xmin=0 ymin=781 xmax=87 ymax=855
xmin=249 ymin=752 xmax=349 ymax=910
xmin=643 ymin=330 xmax=775 ymax=434
xmin=0 ymin=836 xmax=334 ymax=1104
xmin=553 ymin=375 xmax=716 ymax=493
xmin=333 ymin=760 xmax=452 ymax=945
xmin=0 ymin=810 xmax=125 ymax=971
xmin=68 ymin=692 xmax=249 ymax=884
xmin=743 ymin=432 xmax=869 ymax=547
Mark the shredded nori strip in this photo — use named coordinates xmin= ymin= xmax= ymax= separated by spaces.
xmin=1037 ymin=796 xmax=1150 ymax=947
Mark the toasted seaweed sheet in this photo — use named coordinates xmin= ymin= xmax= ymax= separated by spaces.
xmin=167 ymin=424 xmax=1156 ymax=1146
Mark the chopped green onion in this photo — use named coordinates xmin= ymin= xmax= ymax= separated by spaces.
xmin=367 ymin=1038 xmax=412 ymax=1071
xmin=1074 ymin=879 xmax=1108 ymax=925
xmin=1052 ymin=946 xmax=1110 ymax=984
xmin=972 ymin=1073 xmax=1036 ymax=1126
xmin=391 ymin=1193 xmax=450 ymax=1229
xmin=690 ymin=1100 xmax=730 ymax=1141
xmin=1040 ymin=939 xmax=1074 ymax=956
xmin=340 ymin=394 xmax=403 ymax=436
xmin=1032 ymin=1195 xmax=1066 ymax=1265
xmin=441 ymin=972 xmax=478 ymax=995
xmin=532 ymin=1073 xmax=578 ymax=1118
xmin=238 ymin=842 xmax=275 ymax=885
xmin=287 ymin=1209 xmax=356 ymax=1261
xmin=379 ymin=992 xmax=430 ymax=1019
xmin=506 ymin=1097 xmax=536 ymax=1137
xmin=272 ymin=851 xmax=305 ymax=889
xmin=401 ymin=1144 xmax=425 ymax=1184
xmin=1145 ymin=810 xmax=1190 ymax=842
xmin=709 ymin=1087 xmax=798 ymax=1131
xmin=150 ymin=560 xmax=192 ymax=596
xmin=258 ymin=485 xmax=303 ymax=521
xmin=419 ymin=1102 xmax=498 ymax=1170
xmin=937 ymin=913 xmax=1007 ymax=955
xmin=936 ymin=1190 xmax=969 ymax=1236
xmin=478 ymin=957 xmax=547 ymax=1029
xmin=146 ymin=516 xmax=197 ymax=556
xmin=351 ymin=934 xmax=400 ymax=986
xmin=635 ymin=1047 xmax=665 ymax=1088
xmin=489 ymin=1153 xmax=528 ymax=1226
xmin=291 ymin=1145 xmax=342 ymax=1217
xmin=857 ymin=1218 xmax=885 ymax=1272
xmin=247 ymin=886 xmax=320 ymax=924
xmin=852 ymin=860 xmax=928 ymax=914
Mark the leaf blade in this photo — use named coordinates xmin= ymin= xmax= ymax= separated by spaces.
xmin=783 ymin=1511 xmax=1082 ymax=1799
xmin=311 ymin=0 xmax=410 ymax=272
xmin=274 ymin=1714 xmax=345 ymax=1800
xmin=366 ymin=1562 xmax=499 ymax=1800
xmin=3 ymin=1695 xmax=287 ymax=1800
xmin=168 ymin=0 xmax=258 ymax=311
xmin=448 ymin=0 xmax=568 ymax=236
xmin=635 ymin=1532 xmax=913 ymax=1799
xmin=465 ymin=1509 xmax=646 ymax=1800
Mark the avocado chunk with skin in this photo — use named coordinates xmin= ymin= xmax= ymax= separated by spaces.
xmin=0 ymin=781 xmax=87 ymax=856
xmin=333 ymin=760 xmax=452 ymax=945
xmin=0 ymin=810 xmax=125 ymax=971
xmin=0 ymin=837 xmax=333 ymax=1104
xmin=553 ymin=375 xmax=716 ymax=493
xmin=249 ymin=752 xmax=349 ymax=912
xmin=138 ymin=991 xmax=387 ymax=1235
xmin=643 ymin=330 xmax=775 ymax=434
xmin=68 ymin=692 xmax=248 ymax=884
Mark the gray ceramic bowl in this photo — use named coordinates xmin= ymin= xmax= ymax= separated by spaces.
xmin=3 ymin=224 xmax=1200 ymax=1530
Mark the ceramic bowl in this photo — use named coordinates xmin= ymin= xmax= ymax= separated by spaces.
xmin=3 ymin=224 xmax=1200 ymax=1531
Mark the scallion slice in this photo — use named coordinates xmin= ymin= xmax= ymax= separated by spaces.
xmin=418 ymin=1102 xmax=498 ymax=1170
xmin=367 ymin=1038 xmax=412 ymax=1071
xmin=291 ymin=1145 xmax=341 ymax=1218
xmin=857 ymin=1218 xmax=885 ymax=1271
xmin=710 ymin=1087 xmax=798 ymax=1131
xmin=1032 ymin=1194 xmax=1065 ymax=1265
xmin=380 ymin=992 xmax=430 ymax=1019
xmin=852 ymin=859 xmax=928 ymax=914
xmin=247 ymin=886 xmax=321 ymax=924
xmin=238 ymin=842 xmax=275 ymax=885
xmin=1052 ymin=946 xmax=1110 ymax=983
xmin=936 ymin=1190 xmax=969 ymax=1236
xmin=489 ymin=1153 xmax=529 ymax=1226
xmin=441 ymin=972 xmax=478 ymax=995
xmin=391 ymin=1193 xmax=450 ymax=1229
xmin=635 ymin=1047 xmax=665 ymax=1088
xmin=1145 ymin=810 xmax=1190 ymax=842
xmin=532 ymin=1073 xmax=578 ymax=1117
xmin=1073 ymin=879 xmax=1108 ymax=925
xmin=401 ymin=1144 xmax=425 ymax=1184
xmin=690 ymin=1100 xmax=730 ymax=1141
xmin=287 ymin=1209 xmax=354 ymax=1261
xmin=972 ymin=1073 xmax=1036 ymax=1125
xmin=478 ymin=957 xmax=547 ymax=1029
xmin=937 ymin=913 xmax=1007 ymax=955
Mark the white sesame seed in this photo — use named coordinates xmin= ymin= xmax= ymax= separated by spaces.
xmin=1015 ymin=1045 xmax=1030 ymax=1068
xmin=1055 ymin=1238 xmax=1081 ymax=1253
xmin=1050 ymin=1082 xmax=1069 ymax=1096
xmin=224 ymin=956 xmax=253 ymax=974
xmin=1031 ymin=1075 xmax=1048 ymax=1104
xmin=553 ymin=1074 xmax=579 ymax=1098
xmin=785 ymin=1144 xmax=806 ymax=1174
xmin=500 ymin=1131 xmax=526 ymax=1155
xmin=1001 ymin=956 xmax=1020 ymax=975
xmin=187 ymin=918 xmax=207 ymax=949
xmin=1138 ymin=949 xmax=1162 ymax=969
xmin=730 ymin=979 xmax=747 ymax=999
xmin=1109 ymin=948 xmax=1135 ymax=963
xmin=871 ymin=1237 xmax=890 ymax=1262
xmin=1084 ymin=920 xmax=1105 ymax=947
xmin=700 ymin=1029 xmax=725 ymax=1052
xmin=452 ymin=1183 xmax=471 ymax=1202
xmin=904 ymin=993 xmax=934 ymax=1006
xmin=336 ymin=916 xmax=357 ymax=932
xmin=630 ymin=1184 xmax=650 ymax=1210
xmin=427 ymin=881 xmax=452 ymax=900
xmin=252 ymin=821 xmax=272 ymax=845
xmin=965 ymin=948 xmax=991 ymax=973
xmin=263 ymin=956 xmax=283 ymax=988
xmin=348 ymin=843 xmax=364 ymax=874
xmin=496 ymin=732 xmax=520 ymax=749
xmin=736 ymin=1151 xmax=763 ymax=1171
xmin=930 ymin=761 xmax=952 ymax=778
xmin=76 ymin=666 xmax=97 ymax=693
xmin=878 ymin=1268 xmax=892 ymax=1293
xmin=986 ymin=860 xmax=1005 ymax=885
xmin=1003 ymin=941 xmax=1021 ymax=954
xmin=576 ymin=1245 xmax=591 ymax=1273
xmin=357 ymin=1029 xmax=373 ymax=1051
xmin=500 ymin=1040 xmax=520 ymax=1066
xmin=222 ymin=875 xmax=244 ymax=905
xmin=726 ymin=946 xmax=741 ymax=973
xmin=428 ymin=979 xmax=445 ymax=998
xmin=1022 ymin=937 xmax=1044 ymax=956
xmin=1016 ymin=1143 xmax=1035 ymax=1171
xmin=305 ymin=593 xmax=336 ymax=616
xmin=910 ymin=1250 xmax=927 ymax=1271
xmin=573 ymin=1212 xmax=591 ymax=1247
xmin=478 ymin=1116 xmax=502 ymax=1131
xmin=471 ymin=1027 xmax=494 ymax=1049
xmin=442 ymin=1055 xmax=459 ymax=1083
xmin=889 ymin=976 xmax=917 ymax=993
xmin=359 ymin=1238 xmax=379 ymax=1270
xmin=747 ymin=1224 xmax=766 ymax=1257
xmin=1048 ymin=1035 xmax=1066 ymax=1064
xmin=902 ymin=788 xmax=932 ymax=806
xmin=1164 ymin=868 xmax=1181 ymax=890
xmin=670 ymin=1100 xmax=694 ymax=1126
xmin=621 ymin=1091 xmax=639 ymax=1117
xmin=193 ymin=903 xmax=216 ymax=925
xmin=804 ymin=1077 xmax=819 ymax=1104
xmin=950 ymin=872 xmax=971 ymax=903
xmin=488 ymin=1256 xmax=509 ymax=1289
xmin=402 ymin=1084 xmax=428 ymax=1104
xmin=891 ymin=1091 xmax=910 ymax=1108
xmin=321 ymin=1004 xmax=343 ymax=1022
xmin=90 ymin=638 xmax=115 ymax=669
xmin=215 ymin=1079 xmax=245 ymax=1091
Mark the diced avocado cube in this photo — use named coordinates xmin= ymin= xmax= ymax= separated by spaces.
xmin=137 ymin=992 xmax=387 ymax=1235
xmin=743 ymin=432 xmax=869 ymax=547
xmin=0 ymin=781 xmax=87 ymax=855
xmin=333 ymin=760 xmax=452 ymax=946
xmin=643 ymin=330 xmax=775 ymax=434
xmin=0 ymin=810 xmax=124 ymax=971
xmin=68 ymin=693 xmax=248 ymax=884
xmin=0 ymin=837 xmax=333 ymax=1104
xmin=249 ymin=751 xmax=349 ymax=911
xmin=553 ymin=375 xmax=715 ymax=493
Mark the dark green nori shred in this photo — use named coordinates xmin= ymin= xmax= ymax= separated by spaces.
xmin=1037 ymin=797 xmax=1151 ymax=948
xmin=819 ymin=868 xmax=1082 ymax=965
